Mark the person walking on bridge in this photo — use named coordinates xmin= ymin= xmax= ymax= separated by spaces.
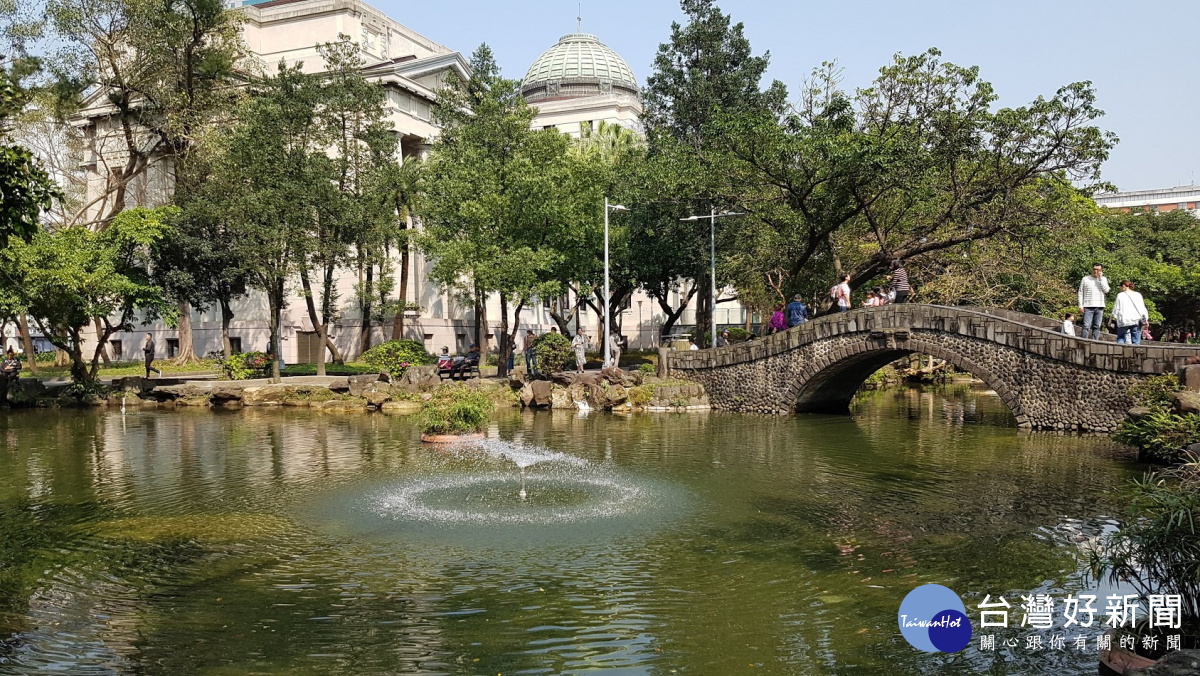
xmin=786 ymin=295 xmax=808 ymax=327
xmin=1078 ymin=264 xmax=1111 ymax=340
xmin=888 ymin=260 xmax=911 ymax=303
xmin=832 ymin=276 xmax=852 ymax=313
xmin=1113 ymin=280 xmax=1150 ymax=345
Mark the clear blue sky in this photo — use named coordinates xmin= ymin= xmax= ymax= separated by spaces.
xmin=379 ymin=0 xmax=1200 ymax=192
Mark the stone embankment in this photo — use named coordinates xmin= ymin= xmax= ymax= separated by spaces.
xmin=2 ymin=364 xmax=709 ymax=414
xmin=510 ymin=367 xmax=709 ymax=412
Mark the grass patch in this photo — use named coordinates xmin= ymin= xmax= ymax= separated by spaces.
xmin=280 ymin=362 xmax=378 ymax=377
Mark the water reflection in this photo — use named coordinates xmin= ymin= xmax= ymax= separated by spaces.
xmin=0 ymin=388 xmax=1144 ymax=674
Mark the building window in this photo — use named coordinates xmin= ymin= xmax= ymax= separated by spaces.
xmin=543 ymin=125 xmax=556 ymax=131
xmin=1181 ymin=203 xmax=1189 ymax=211
xmin=166 ymin=338 xmax=179 ymax=359
xmin=109 ymin=340 xmax=122 ymax=360
xmin=229 ymin=337 xmax=242 ymax=354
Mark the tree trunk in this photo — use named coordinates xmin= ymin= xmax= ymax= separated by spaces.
xmin=474 ymin=283 xmax=489 ymax=366
xmin=268 ymin=286 xmax=282 ymax=383
xmin=653 ymin=284 xmax=698 ymax=339
xmin=219 ymin=298 xmax=234 ymax=362
xmin=93 ymin=316 xmax=111 ymax=366
xmin=18 ymin=314 xmax=37 ymax=375
xmin=66 ymin=328 xmax=89 ymax=383
xmin=174 ymin=300 xmax=199 ymax=364
xmin=360 ymin=264 xmax=374 ymax=356
xmin=498 ymin=295 xmax=511 ymax=378
xmin=391 ymin=242 xmax=410 ymax=340
xmin=300 ymin=269 xmax=327 ymax=377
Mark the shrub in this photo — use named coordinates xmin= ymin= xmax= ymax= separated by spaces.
xmin=637 ymin=363 xmax=656 ymax=376
xmin=628 ymin=385 xmax=652 ymax=407
xmin=419 ymin=386 xmax=494 ymax=435
xmin=1116 ymin=409 xmax=1200 ymax=464
xmin=221 ymin=351 xmax=270 ymax=380
xmin=1130 ymin=374 xmax=1181 ymax=408
xmin=726 ymin=327 xmax=751 ymax=343
xmin=533 ymin=332 xmax=573 ymax=373
xmin=1090 ymin=458 xmax=1200 ymax=650
xmin=361 ymin=339 xmax=433 ymax=378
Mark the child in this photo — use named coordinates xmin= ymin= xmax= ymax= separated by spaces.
xmin=1062 ymin=313 xmax=1076 ymax=337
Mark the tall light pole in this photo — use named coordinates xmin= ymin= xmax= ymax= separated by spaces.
xmin=604 ymin=198 xmax=628 ymax=368
xmin=682 ymin=209 xmax=744 ymax=348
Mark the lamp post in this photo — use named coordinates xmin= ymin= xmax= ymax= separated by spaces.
xmin=637 ymin=299 xmax=644 ymax=349
xmin=604 ymin=198 xmax=628 ymax=368
xmin=681 ymin=208 xmax=744 ymax=348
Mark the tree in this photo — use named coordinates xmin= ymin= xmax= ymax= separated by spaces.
xmin=0 ymin=63 xmax=57 ymax=247
xmin=0 ymin=208 xmax=171 ymax=383
xmin=640 ymin=0 xmax=786 ymax=343
xmin=418 ymin=45 xmax=601 ymax=377
xmin=707 ymin=50 xmax=1116 ymax=309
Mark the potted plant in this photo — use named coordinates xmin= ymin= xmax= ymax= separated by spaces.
xmin=418 ymin=386 xmax=494 ymax=443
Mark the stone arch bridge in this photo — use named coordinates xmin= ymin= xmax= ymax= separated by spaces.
xmin=665 ymin=305 xmax=1200 ymax=432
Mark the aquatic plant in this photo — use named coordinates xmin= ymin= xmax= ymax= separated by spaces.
xmin=419 ymin=386 xmax=494 ymax=435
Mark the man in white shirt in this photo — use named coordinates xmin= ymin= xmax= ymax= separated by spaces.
xmin=1077 ymin=264 xmax=1110 ymax=340
xmin=1112 ymin=280 xmax=1150 ymax=345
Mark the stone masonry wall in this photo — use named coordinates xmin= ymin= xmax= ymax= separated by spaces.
xmin=667 ymin=305 xmax=1200 ymax=432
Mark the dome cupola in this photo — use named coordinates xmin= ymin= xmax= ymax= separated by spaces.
xmin=521 ymin=33 xmax=639 ymax=103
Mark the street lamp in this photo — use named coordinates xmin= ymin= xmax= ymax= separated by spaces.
xmin=604 ymin=198 xmax=628 ymax=368
xmin=681 ymin=208 xmax=745 ymax=348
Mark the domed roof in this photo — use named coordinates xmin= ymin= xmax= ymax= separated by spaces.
xmin=522 ymin=33 xmax=638 ymax=101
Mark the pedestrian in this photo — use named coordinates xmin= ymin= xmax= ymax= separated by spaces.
xmin=715 ymin=330 xmax=730 ymax=348
xmin=831 ymin=275 xmax=852 ymax=313
xmin=1062 ymin=312 xmax=1077 ymax=337
xmin=863 ymin=290 xmax=877 ymax=307
xmin=571 ymin=329 xmax=589 ymax=373
xmin=1078 ymin=263 xmax=1111 ymax=340
xmin=1 ymin=347 xmax=21 ymax=405
xmin=143 ymin=332 xmax=161 ymax=378
xmin=769 ymin=303 xmax=787 ymax=334
xmin=786 ymin=294 xmax=808 ymax=327
xmin=524 ymin=329 xmax=538 ymax=375
xmin=888 ymin=260 xmax=911 ymax=304
xmin=873 ymin=287 xmax=887 ymax=306
xmin=1113 ymin=280 xmax=1150 ymax=345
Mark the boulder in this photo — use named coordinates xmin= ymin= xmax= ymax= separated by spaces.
xmin=530 ymin=380 xmax=554 ymax=408
xmin=364 ymin=382 xmax=393 ymax=407
xmin=348 ymin=374 xmax=380 ymax=397
xmin=1182 ymin=365 xmax=1200 ymax=392
xmin=242 ymin=385 xmax=293 ymax=406
xmin=318 ymin=398 xmax=368 ymax=413
xmin=1127 ymin=406 xmax=1152 ymax=421
xmin=1131 ymin=650 xmax=1200 ymax=676
xmin=174 ymin=396 xmax=211 ymax=407
xmin=209 ymin=384 xmax=244 ymax=402
xmin=519 ymin=383 xmax=535 ymax=408
xmin=1186 ymin=443 xmax=1200 ymax=455
xmin=381 ymin=400 xmax=422 ymax=415
xmin=327 ymin=377 xmax=350 ymax=393
xmin=151 ymin=384 xmax=208 ymax=400
xmin=604 ymin=384 xmax=628 ymax=408
xmin=550 ymin=388 xmax=573 ymax=410
xmin=584 ymin=383 xmax=607 ymax=409
xmin=1171 ymin=390 xmax=1200 ymax=414
xmin=112 ymin=376 xmax=154 ymax=394
xmin=508 ymin=371 xmax=527 ymax=390
xmin=394 ymin=365 xmax=440 ymax=393
xmin=7 ymin=378 xmax=46 ymax=405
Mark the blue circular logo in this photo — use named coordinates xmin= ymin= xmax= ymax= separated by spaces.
xmin=898 ymin=584 xmax=972 ymax=653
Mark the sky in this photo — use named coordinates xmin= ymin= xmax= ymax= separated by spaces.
xmin=377 ymin=0 xmax=1200 ymax=192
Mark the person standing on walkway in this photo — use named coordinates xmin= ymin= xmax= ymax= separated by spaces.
xmin=833 ymin=275 xmax=852 ymax=313
xmin=143 ymin=332 xmax=161 ymax=378
xmin=1078 ymin=264 xmax=1111 ymax=340
xmin=888 ymin=260 xmax=911 ymax=304
xmin=572 ymin=329 xmax=589 ymax=374
xmin=524 ymin=329 xmax=538 ymax=375
xmin=769 ymin=304 xmax=786 ymax=334
xmin=1113 ymin=280 xmax=1150 ymax=345
xmin=1062 ymin=312 xmax=1077 ymax=337
xmin=786 ymin=295 xmax=808 ymax=327
xmin=1 ymin=348 xmax=21 ymax=405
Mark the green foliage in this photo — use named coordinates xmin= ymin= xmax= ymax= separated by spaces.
xmin=418 ymin=386 xmax=494 ymax=435
xmin=221 ymin=351 xmax=269 ymax=381
xmin=1091 ymin=458 xmax=1200 ymax=631
xmin=1115 ymin=409 xmax=1200 ymax=464
xmin=0 ymin=57 xmax=60 ymax=246
xmin=628 ymin=384 xmax=652 ymax=407
xmin=532 ymin=332 xmax=573 ymax=374
xmin=1 ymin=207 xmax=172 ymax=382
xmin=1130 ymin=374 xmax=1182 ymax=408
xmin=637 ymin=363 xmax=656 ymax=376
xmin=725 ymin=327 xmax=751 ymax=343
xmin=361 ymin=339 xmax=432 ymax=377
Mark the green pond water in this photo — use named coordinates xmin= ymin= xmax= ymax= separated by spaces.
xmin=0 ymin=386 xmax=1143 ymax=674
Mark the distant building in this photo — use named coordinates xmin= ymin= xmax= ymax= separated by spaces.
xmin=521 ymin=32 xmax=643 ymax=137
xmin=1093 ymin=185 xmax=1200 ymax=215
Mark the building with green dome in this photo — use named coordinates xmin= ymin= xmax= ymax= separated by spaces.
xmin=521 ymin=32 xmax=643 ymax=138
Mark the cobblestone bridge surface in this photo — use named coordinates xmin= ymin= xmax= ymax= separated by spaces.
xmin=665 ymin=305 xmax=1200 ymax=432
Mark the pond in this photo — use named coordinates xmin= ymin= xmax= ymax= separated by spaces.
xmin=0 ymin=386 xmax=1142 ymax=674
